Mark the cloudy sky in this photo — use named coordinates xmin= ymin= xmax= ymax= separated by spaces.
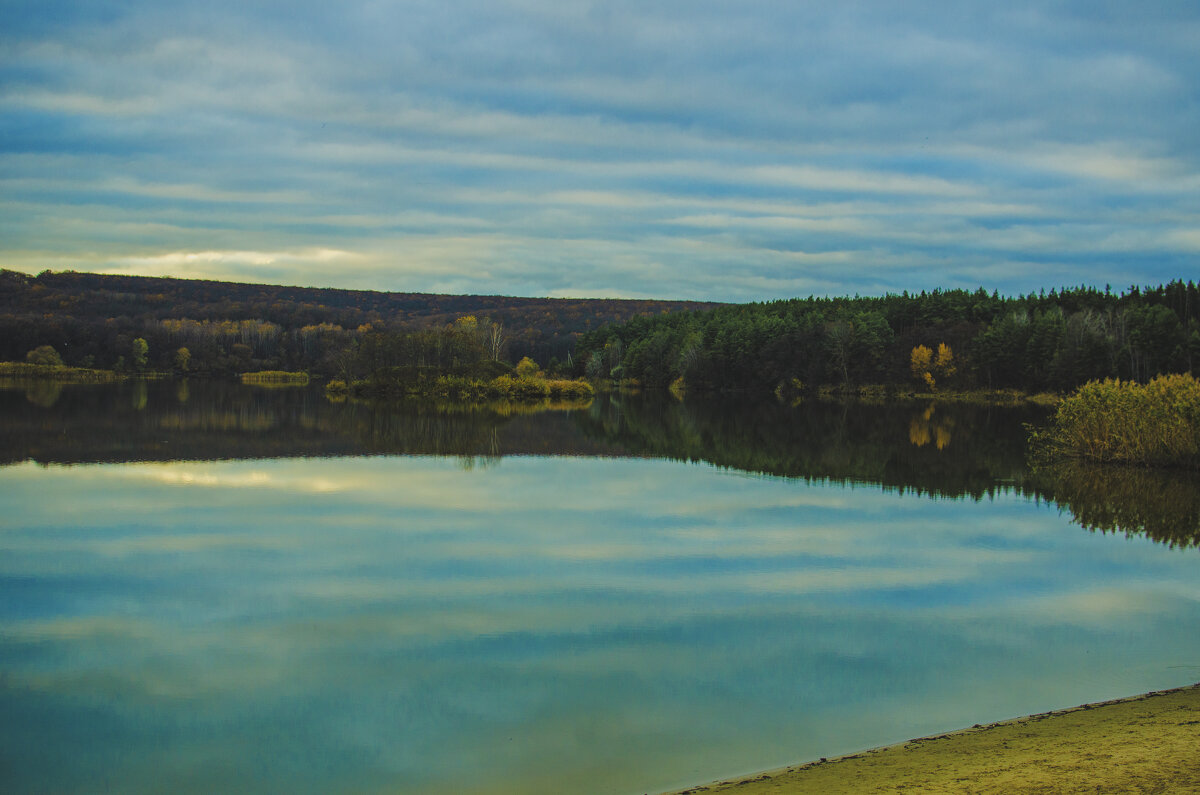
xmin=2 ymin=1 xmax=1198 ymax=301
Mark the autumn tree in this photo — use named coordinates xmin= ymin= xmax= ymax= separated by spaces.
xmin=934 ymin=342 xmax=956 ymax=384
xmin=515 ymin=356 xmax=540 ymax=377
xmin=912 ymin=343 xmax=956 ymax=391
xmin=911 ymin=345 xmax=935 ymax=390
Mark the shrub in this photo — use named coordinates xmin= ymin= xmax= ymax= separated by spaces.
xmin=1031 ymin=374 xmax=1200 ymax=469
xmin=544 ymin=378 xmax=594 ymax=399
xmin=514 ymin=356 xmax=541 ymax=377
xmin=25 ymin=345 xmax=64 ymax=367
xmin=431 ymin=375 xmax=487 ymax=399
xmin=858 ymin=384 xmax=887 ymax=403
xmin=486 ymin=374 xmax=551 ymax=399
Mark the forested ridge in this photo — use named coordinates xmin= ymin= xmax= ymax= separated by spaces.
xmin=0 ymin=269 xmax=715 ymax=377
xmin=574 ymin=282 xmax=1200 ymax=394
xmin=5 ymin=270 xmax=1200 ymax=396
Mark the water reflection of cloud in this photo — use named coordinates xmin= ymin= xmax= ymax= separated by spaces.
xmin=1 ymin=459 xmax=890 ymax=524
xmin=2 ymin=462 xmax=347 ymax=511
xmin=97 ymin=533 xmax=297 ymax=555
xmin=0 ymin=531 xmax=298 ymax=558
xmin=3 ymin=616 xmax=156 ymax=642
xmin=1009 ymin=586 xmax=1200 ymax=626
xmin=135 ymin=465 xmax=343 ymax=493
xmin=4 ymin=455 xmax=1200 ymax=793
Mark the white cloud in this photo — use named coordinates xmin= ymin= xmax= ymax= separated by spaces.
xmin=100 ymin=249 xmax=363 ymax=281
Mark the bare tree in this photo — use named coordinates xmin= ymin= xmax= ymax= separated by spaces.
xmin=487 ymin=321 xmax=505 ymax=362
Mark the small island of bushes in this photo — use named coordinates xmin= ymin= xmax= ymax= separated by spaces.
xmin=1 ymin=344 xmax=122 ymax=383
xmin=335 ymin=355 xmax=593 ymax=402
xmin=0 ymin=361 xmax=121 ymax=383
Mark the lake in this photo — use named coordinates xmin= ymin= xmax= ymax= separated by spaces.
xmin=2 ymin=380 xmax=1198 ymax=794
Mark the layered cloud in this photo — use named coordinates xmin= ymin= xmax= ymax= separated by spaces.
xmin=2 ymin=1 xmax=1198 ymax=299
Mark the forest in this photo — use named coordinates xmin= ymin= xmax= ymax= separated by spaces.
xmin=0 ymin=269 xmax=714 ymax=377
xmin=4 ymin=270 xmax=1199 ymax=398
xmin=573 ymin=282 xmax=1200 ymax=394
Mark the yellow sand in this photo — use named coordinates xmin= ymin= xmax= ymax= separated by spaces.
xmin=664 ymin=683 xmax=1200 ymax=794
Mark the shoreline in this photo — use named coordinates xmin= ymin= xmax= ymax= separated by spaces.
xmin=662 ymin=682 xmax=1200 ymax=794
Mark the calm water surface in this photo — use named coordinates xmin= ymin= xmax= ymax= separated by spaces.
xmin=1 ymin=382 xmax=1198 ymax=794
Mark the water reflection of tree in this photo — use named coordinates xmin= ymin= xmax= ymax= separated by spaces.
xmin=0 ymin=381 xmax=617 ymax=464
xmin=24 ymin=379 xmax=63 ymax=408
xmin=576 ymin=395 xmax=1041 ymax=500
xmin=580 ymin=396 xmax=1199 ymax=548
xmin=5 ymin=381 xmax=1195 ymax=550
xmin=908 ymin=403 xmax=955 ymax=450
xmin=1034 ymin=461 xmax=1200 ymax=549
xmin=131 ymin=380 xmax=148 ymax=411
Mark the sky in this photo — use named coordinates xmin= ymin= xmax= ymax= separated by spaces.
xmin=1 ymin=1 xmax=1198 ymax=302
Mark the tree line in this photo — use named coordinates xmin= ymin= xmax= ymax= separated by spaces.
xmin=5 ymin=270 xmax=1199 ymax=396
xmin=0 ymin=269 xmax=714 ymax=377
xmin=573 ymin=282 xmax=1200 ymax=394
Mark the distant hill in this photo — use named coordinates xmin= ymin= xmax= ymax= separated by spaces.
xmin=0 ymin=269 xmax=718 ymax=373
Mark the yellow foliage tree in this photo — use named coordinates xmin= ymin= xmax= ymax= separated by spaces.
xmin=515 ymin=356 xmax=541 ymax=377
xmin=910 ymin=345 xmax=933 ymax=389
xmin=912 ymin=343 xmax=956 ymax=391
xmin=935 ymin=343 xmax=956 ymax=383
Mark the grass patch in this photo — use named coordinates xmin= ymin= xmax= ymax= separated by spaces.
xmin=0 ymin=362 xmax=120 ymax=383
xmin=352 ymin=373 xmax=593 ymax=402
xmin=661 ymin=685 xmax=1200 ymax=795
xmin=240 ymin=370 xmax=310 ymax=386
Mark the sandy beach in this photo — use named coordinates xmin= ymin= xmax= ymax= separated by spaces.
xmin=663 ymin=682 xmax=1200 ymax=794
